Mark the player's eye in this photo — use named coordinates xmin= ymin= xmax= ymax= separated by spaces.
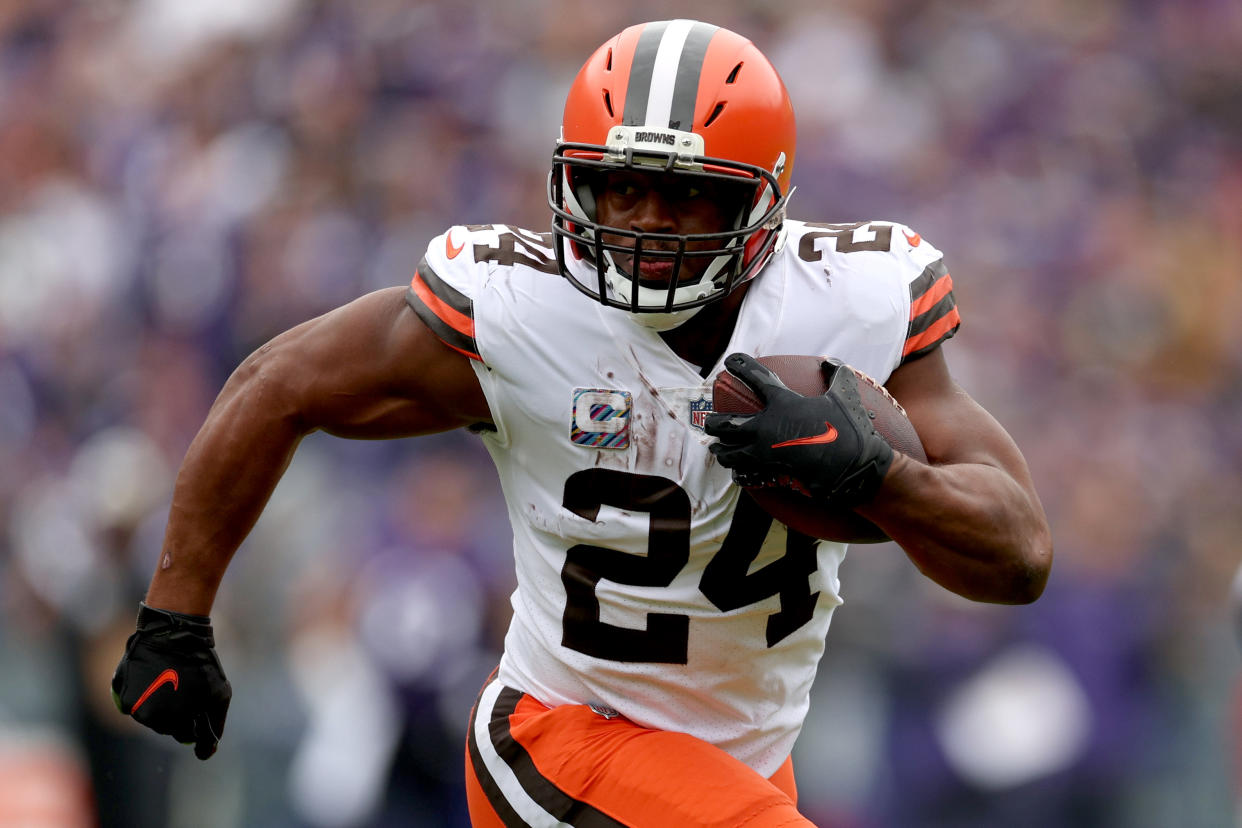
xmin=603 ymin=174 xmax=644 ymax=199
xmin=666 ymin=180 xmax=703 ymax=201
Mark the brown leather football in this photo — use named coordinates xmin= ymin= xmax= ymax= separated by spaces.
xmin=712 ymin=355 xmax=926 ymax=542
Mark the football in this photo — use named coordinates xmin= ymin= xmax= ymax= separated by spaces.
xmin=711 ymin=355 xmax=927 ymax=543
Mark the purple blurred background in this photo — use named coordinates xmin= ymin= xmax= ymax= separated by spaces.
xmin=1 ymin=1 xmax=1239 ymax=825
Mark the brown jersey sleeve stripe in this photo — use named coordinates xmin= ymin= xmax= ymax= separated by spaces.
xmin=903 ymin=306 xmax=961 ymax=359
xmin=411 ymin=258 xmax=474 ymax=329
xmin=907 ymin=257 xmax=947 ymax=301
xmin=405 ymin=262 xmax=481 ymax=361
xmin=908 ymin=292 xmax=958 ymax=339
xmin=910 ymin=267 xmax=954 ymax=318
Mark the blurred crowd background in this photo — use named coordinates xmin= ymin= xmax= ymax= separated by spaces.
xmin=1 ymin=0 xmax=1240 ymax=825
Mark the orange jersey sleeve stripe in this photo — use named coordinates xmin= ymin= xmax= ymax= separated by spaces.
xmin=441 ymin=339 xmax=484 ymax=361
xmin=903 ymin=306 xmax=962 ymax=357
xmin=910 ymin=271 xmax=954 ymax=318
xmin=404 ymin=285 xmax=481 ymax=361
xmin=409 ymin=270 xmax=475 ymax=339
xmin=404 ymin=258 xmax=482 ymax=361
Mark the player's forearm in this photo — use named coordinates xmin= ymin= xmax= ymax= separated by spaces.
xmin=858 ymin=453 xmax=1053 ymax=604
xmin=145 ymin=360 xmax=307 ymax=615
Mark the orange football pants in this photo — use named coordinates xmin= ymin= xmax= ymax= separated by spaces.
xmin=465 ymin=674 xmax=813 ymax=827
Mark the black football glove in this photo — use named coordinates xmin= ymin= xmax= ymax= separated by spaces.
xmin=112 ymin=602 xmax=231 ymax=760
xmin=704 ymin=353 xmax=894 ymax=505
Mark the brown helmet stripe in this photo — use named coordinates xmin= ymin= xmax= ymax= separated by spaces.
xmin=622 ymin=20 xmax=668 ymax=125
xmin=668 ymin=21 xmax=719 ymax=130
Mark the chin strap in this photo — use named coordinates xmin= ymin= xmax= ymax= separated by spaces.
xmin=627 ymin=304 xmax=705 ymax=331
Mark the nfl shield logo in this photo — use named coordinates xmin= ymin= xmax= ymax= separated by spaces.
xmin=688 ymin=395 xmax=712 ymax=431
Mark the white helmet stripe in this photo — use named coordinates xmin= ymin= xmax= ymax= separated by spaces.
xmin=644 ymin=20 xmax=692 ymax=127
xmin=624 ymin=20 xmax=719 ymax=130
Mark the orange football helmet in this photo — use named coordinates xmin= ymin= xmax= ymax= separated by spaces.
xmin=549 ymin=19 xmax=796 ymax=328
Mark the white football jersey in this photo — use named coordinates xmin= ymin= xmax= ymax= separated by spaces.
xmin=405 ymin=219 xmax=959 ymax=775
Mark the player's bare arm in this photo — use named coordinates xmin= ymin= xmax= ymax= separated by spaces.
xmin=857 ymin=347 xmax=1053 ymax=604
xmin=145 ymin=286 xmax=488 ymax=616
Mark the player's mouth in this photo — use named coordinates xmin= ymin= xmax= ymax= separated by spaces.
xmin=614 ymin=254 xmax=679 ymax=286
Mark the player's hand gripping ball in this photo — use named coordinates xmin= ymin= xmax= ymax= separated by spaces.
xmin=706 ymin=353 xmax=926 ymax=542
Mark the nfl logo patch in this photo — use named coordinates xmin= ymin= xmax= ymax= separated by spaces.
xmin=570 ymin=388 xmax=632 ymax=449
xmin=688 ymin=395 xmax=713 ymax=431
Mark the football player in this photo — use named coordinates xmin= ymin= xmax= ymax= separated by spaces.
xmin=113 ymin=20 xmax=1052 ymax=827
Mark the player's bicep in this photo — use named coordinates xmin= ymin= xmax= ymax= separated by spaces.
xmin=884 ymin=348 xmax=1032 ymax=484
xmin=244 ymin=286 xmax=489 ymax=439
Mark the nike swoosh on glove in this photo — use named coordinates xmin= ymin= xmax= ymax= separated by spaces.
xmin=704 ymin=353 xmax=894 ymax=505
xmin=112 ymin=603 xmax=231 ymax=760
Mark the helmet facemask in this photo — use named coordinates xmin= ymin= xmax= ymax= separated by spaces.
xmin=550 ymin=128 xmax=788 ymax=325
